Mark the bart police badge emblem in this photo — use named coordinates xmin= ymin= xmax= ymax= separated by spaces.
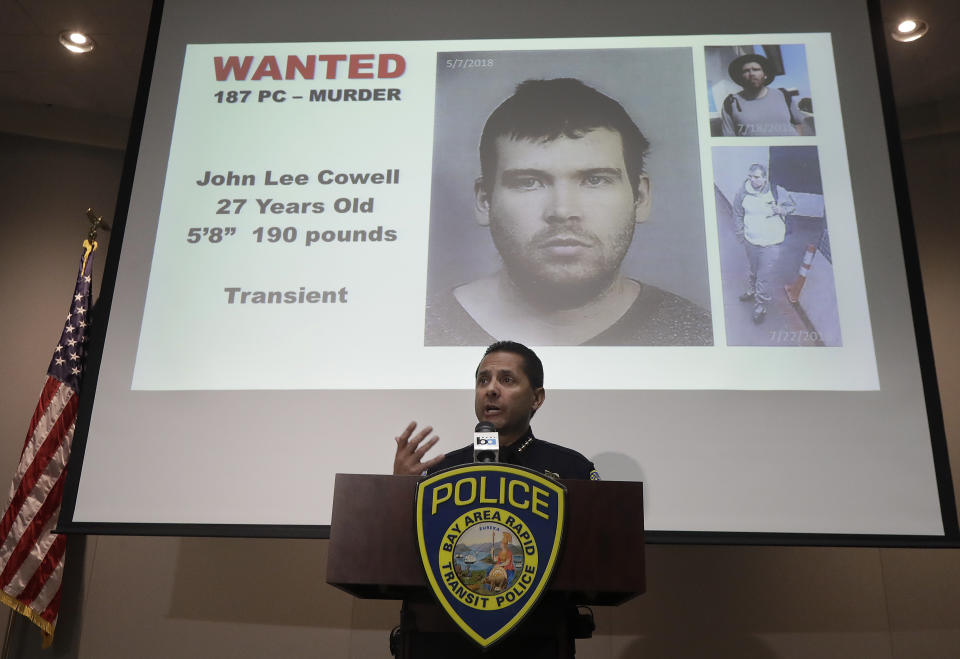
xmin=415 ymin=463 xmax=566 ymax=648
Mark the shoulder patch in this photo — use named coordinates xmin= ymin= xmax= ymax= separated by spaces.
xmin=589 ymin=469 xmax=602 ymax=481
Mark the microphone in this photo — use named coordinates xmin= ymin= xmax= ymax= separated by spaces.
xmin=473 ymin=421 xmax=499 ymax=463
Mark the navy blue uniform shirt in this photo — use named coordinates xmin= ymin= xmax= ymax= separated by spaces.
xmin=428 ymin=428 xmax=599 ymax=480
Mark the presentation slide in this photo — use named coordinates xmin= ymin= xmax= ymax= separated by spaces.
xmin=61 ymin=0 xmax=953 ymax=541
xmin=131 ymin=35 xmax=876 ymax=391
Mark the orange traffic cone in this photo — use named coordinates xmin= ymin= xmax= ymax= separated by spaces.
xmin=784 ymin=244 xmax=817 ymax=304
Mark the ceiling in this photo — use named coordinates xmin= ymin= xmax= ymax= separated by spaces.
xmin=0 ymin=0 xmax=152 ymax=119
xmin=0 ymin=0 xmax=957 ymax=147
xmin=882 ymin=0 xmax=960 ymax=108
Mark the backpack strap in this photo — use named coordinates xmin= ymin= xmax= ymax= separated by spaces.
xmin=779 ymin=87 xmax=792 ymax=110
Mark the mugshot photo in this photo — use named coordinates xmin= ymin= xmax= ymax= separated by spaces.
xmin=423 ymin=48 xmax=713 ymax=347
xmin=712 ymin=145 xmax=841 ymax=346
xmin=706 ymin=44 xmax=815 ymax=137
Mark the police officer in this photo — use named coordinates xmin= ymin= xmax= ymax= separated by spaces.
xmin=391 ymin=340 xmax=598 ymax=658
xmin=392 ymin=340 xmax=598 ymax=480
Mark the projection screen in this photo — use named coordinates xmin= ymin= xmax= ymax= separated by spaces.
xmin=59 ymin=0 xmax=959 ymax=544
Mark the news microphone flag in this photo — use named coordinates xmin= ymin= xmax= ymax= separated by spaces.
xmin=0 ymin=240 xmax=96 ymax=647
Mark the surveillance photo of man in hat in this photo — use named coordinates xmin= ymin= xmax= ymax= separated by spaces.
xmin=719 ymin=52 xmax=808 ymax=137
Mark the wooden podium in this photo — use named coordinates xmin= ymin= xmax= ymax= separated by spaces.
xmin=326 ymin=474 xmax=644 ymax=657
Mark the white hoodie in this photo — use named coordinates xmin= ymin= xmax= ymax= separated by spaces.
xmin=739 ymin=180 xmax=785 ymax=246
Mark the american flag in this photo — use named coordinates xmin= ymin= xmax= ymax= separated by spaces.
xmin=0 ymin=240 xmax=95 ymax=646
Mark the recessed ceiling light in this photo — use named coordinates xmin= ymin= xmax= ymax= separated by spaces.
xmin=898 ymin=20 xmax=918 ymax=33
xmin=59 ymin=30 xmax=96 ymax=54
xmin=892 ymin=18 xmax=928 ymax=42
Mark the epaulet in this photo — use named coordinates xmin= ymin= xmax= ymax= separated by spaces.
xmin=535 ymin=438 xmax=595 ymax=467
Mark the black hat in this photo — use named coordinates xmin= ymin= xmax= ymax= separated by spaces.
xmin=728 ymin=53 xmax=774 ymax=86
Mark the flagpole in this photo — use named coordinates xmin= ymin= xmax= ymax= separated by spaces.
xmin=1 ymin=610 xmax=15 ymax=659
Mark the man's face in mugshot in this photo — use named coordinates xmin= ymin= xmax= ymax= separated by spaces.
xmin=475 ymin=127 xmax=651 ymax=307
xmin=740 ymin=61 xmax=767 ymax=91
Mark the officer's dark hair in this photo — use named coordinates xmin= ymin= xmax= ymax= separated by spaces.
xmin=478 ymin=340 xmax=544 ymax=390
xmin=478 ymin=78 xmax=650 ymax=200
xmin=748 ymin=163 xmax=767 ymax=176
